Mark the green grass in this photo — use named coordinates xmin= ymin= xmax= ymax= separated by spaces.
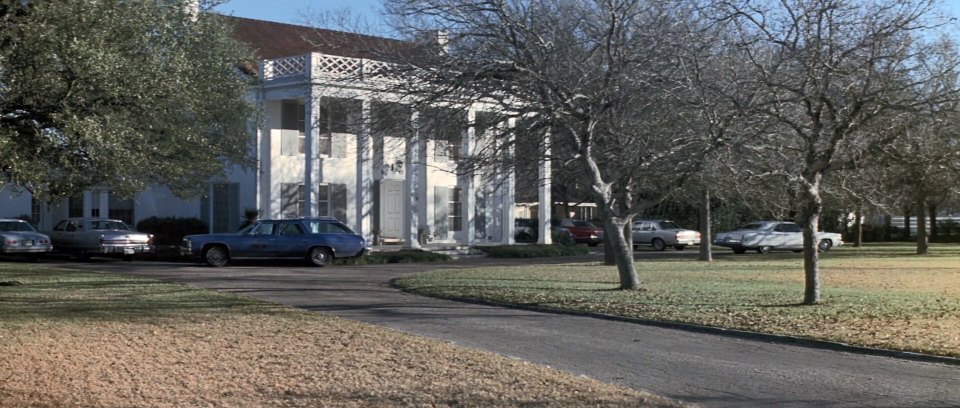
xmin=395 ymin=243 xmax=960 ymax=357
xmin=475 ymin=244 xmax=590 ymax=258
xmin=0 ymin=264 xmax=289 ymax=324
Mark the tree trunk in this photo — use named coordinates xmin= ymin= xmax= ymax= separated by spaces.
xmin=928 ymin=202 xmax=938 ymax=240
xmin=798 ymin=175 xmax=823 ymax=305
xmin=903 ymin=209 xmax=911 ymax=242
xmin=916 ymin=196 xmax=928 ymax=255
xmin=853 ymin=207 xmax=863 ymax=248
xmin=602 ymin=230 xmax=616 ymax=265
xmin=603 ymin=217 xmax=639 ymax=290
xmin=698 ymin=189 xmax=713 ymax=262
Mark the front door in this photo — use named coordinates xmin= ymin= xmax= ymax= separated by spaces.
xmin=379 ymin=180 xmax=404 ymax=238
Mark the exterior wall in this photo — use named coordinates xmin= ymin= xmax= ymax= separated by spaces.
xmin=0 ymin=186 xmax=32 ymax=219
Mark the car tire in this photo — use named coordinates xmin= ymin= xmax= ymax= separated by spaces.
xmin=652 ymin=238 xmax=666 ymax=251
xmin=203 ymin=245 xmax=229 ymax=267
xmin=308 ymin=247 xmax=332 ymax=267
xmin=757 ymin=246 xmax=772 ymax=254
xmin=674 ymin=245 xmax=686 ymax=251
xmin=818 ymin=239 xmax=832 ymax=252
xmin=733 ymin=247 xmax=746 ymax=254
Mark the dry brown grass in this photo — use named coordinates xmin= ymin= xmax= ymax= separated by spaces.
xmin=0 ymin=263 xmax=679 ymax=408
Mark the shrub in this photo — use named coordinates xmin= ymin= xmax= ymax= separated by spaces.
xmin=335 ymin=249 xmax=452 ymax=265
xmin=552 ymin=230 xmax=577 ymax=247
xmin=476 ymin=244 xmax=589 ymax=258
xmin=136 ymin=216 xmax=208 ymax=246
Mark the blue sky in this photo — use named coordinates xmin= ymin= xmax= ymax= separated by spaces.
xmin=215 ymin=0 xmax=960 ymax=31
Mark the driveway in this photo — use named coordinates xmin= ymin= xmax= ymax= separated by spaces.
xmin=56 ymin=256 xmax=960 ymax=408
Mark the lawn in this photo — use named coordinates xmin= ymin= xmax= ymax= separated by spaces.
xmin=0 ymin=264 xmax=678 ymax=407
xmin=394 ymin=244 xmax=960 ymax=357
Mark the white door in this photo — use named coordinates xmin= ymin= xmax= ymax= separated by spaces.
xmin=380 ymin=180 xmax=404 ymax=238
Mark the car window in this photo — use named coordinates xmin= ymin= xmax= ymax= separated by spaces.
xmin=573 ymin=220 xmax=596 ymax=228
xmin=66 ymin=221 xmax=80 ymax=232
xmin=659 ymin=221 xmax=679 ymax=230
xmin=304 ymin=221 xmax=354 ymax=234
xmin=0 ymin=221 xmax=34 ymax=232
xmin=279 ymin=223 xmax=305 ymax=236
xmin=54 ymin=220 xmax=68 ymax=231
xmin=641 ymin=222 xmax=655 ymax=231
xmin=777 ymin=223 xmax=802 ymax=233
xmin=90 ymin=221 xmax=128 ymax=231
xmin=250 ymin=223 xmax=277 ymax=236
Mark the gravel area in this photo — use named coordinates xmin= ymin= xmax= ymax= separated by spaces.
xmin=0 ymin=313 xmax=679 ymax=407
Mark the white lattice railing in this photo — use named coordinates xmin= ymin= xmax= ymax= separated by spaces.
xmin=262 ymin=53 xmax=402 ymax=82
xmin=262 ymin=55 xmax=307 ymax=80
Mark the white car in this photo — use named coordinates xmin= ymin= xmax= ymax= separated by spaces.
xmin=632 ymin=220 xmax=700 ymax=251
xmin=49 ymin=218 xmax=154 ymax=261
xmin=0 ymin=219 xmax=53 ymax=262
xmin=714 ymin=221 xmax=843 ymax=254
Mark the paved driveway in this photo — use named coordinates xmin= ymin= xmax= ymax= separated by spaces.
xmin=57 ymin=256 xmax=960 ymax=408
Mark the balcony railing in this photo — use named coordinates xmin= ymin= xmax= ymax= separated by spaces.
xmin=261 ymin=53 xmax=400 ymax=82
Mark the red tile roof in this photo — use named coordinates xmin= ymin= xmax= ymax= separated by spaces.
xmin=222 ymin=15 xmax=407 ymax=61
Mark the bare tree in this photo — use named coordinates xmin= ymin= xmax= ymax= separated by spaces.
xmin=378 ymin=0 xmax=713 ymax=289
xmin=718 ymin=0 xmax=959 ymax=304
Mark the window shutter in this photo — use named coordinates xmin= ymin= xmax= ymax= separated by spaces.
xmin=332 ymin=183 xmax=348 ymax=224
xmin=434 ymin=186 xmax=449 ymax=237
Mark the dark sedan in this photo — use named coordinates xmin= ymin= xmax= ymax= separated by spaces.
xmin=181 ymin=217 xmax=368 ymax=267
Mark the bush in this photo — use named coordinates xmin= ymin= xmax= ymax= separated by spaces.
xmin=476 ymin=244 xmax=589 ymax=258
xmin=335 ymin=249 xmax=452 ymax=265
xmin=136 ymin=216 xmax=208 ymax=246
xmin=552 ymin=230 xmax=577 ymax=247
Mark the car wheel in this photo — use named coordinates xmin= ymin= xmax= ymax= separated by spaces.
xmin=818 ymin=239 xmax=832 ymax=252
xmin=757 ymin=246 xmax=772 ymax=254
xmin=674 ymin=245 xmax=686 ymax=251
xmin=652 ymin=238 xmax=666 ymax=251
xmin=203 ymin=245 xmax=229 ymax=267
xmin=308 ymin=247 xmax=332 ymax=267
xmin=733 ymin=247 xmax=746 ymax=254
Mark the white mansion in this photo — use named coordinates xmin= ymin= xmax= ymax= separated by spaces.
xmin=0 ymin=17 xmax=554 ymax=247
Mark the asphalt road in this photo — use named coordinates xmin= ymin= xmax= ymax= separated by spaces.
xmin=54 ymin=254 xmax=960 ymax=408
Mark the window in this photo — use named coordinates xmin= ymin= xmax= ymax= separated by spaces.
xmin=317 ymin=184 xmax=331 ymax=217
xmin=449 ymin=187 xmax=462 ymax=232
xmin=281 ymin=183 xmax=305 ymax=218
xmin=108 ymin=194 xmax=135 ymax=225
xmin=279 ymin=223 xmax=305 ymax=236
xmin=30 ymin=196 xmax=41 ymax=226
xmin=250 ymin=222 xmax=277 ymax=235
xmin=68 ymin=194 xmax=83 ymax=218
xmin=281 ymin=100 xmax=306 ymax=156
xmin=304 ymin=220 xmax=353 ymax=234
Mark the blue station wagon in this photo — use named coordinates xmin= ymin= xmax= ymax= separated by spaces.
xmin=181 ymin=217 xmax=368 ymax=267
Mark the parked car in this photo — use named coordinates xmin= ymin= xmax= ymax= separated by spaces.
xmin=632 ymin=219 xmax=701 ymax=251
xmin=180 ymin=217 xmax=368 ymax=267
xmin=0 ymin=219 xmax=53 ymax=262
xmin=714 ymin=221 xmax=844 ymax=254
xmin=49 ymin=218 xmax=154 ymax=261
xmin=553 ymin=219 xmax=602 ymax=246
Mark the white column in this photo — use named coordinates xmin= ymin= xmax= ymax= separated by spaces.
xmin=538 ymin=130 xmax=552 ymax=244
xmin=460 ymin=108 xmax=476 ymax=245
xmin=501 ymin=119 xmax=516 ymax=244
xmin=82 ymin=191 xmax=94 ymax=218
xmin=304 ymin=85 xmax=320 ymax=217
xmin=356 ymin=99 xmax=374 ymax=241
xmin=98 ymin=191 xmax=109 ymax=219
xmin=404 ymin=111 xmax=421 ymax=249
